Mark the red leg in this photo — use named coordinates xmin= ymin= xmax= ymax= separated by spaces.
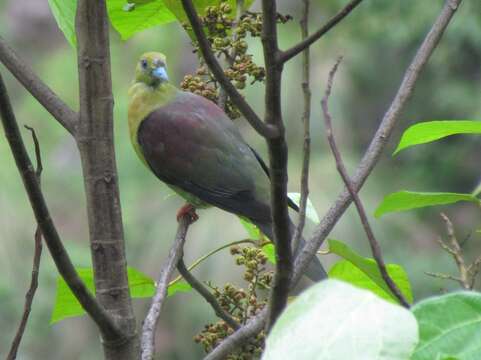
xmin=176 ymin=203 xmax=199 ymax=222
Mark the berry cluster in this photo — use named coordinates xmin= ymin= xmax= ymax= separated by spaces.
xmin=194 ymin=245 xmax=273 ymax=358
xmin=232 ymin=246 xmax=271 ymax=289
xmin=181 ymin=1 xmax=291 ymax=119
xmin=180 ymin=73 xmax=217 ymax=103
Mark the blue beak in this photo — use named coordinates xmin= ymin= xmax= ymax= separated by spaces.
xmin=152 ymin=66 xmax=169 ymax=82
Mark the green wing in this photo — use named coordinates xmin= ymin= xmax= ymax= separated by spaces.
xmin=137 ymin=91 xmax=271 ymax=223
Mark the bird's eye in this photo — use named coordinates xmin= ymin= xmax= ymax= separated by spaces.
xmin=140 ymin=59 xmax=148 ymax=69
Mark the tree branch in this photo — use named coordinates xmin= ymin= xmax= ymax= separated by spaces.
xmin=0 ymin=72 xmax=122 ymax=341
xmin=261 ymin=0 xmax=292 ymax=332
xmin=7 ymin=127 xmax=43 ymax=360
xmin=204 ymin=308 xmax=267 ymax=360
xmin=441 ymin=213 xmax=468 ymax=286
xmin=180 ymin=0 xmax=277 ymax=138
xmin=177 ymin=259 xmax=240 ymax=330
xmin=279 ymin=0 xmax=365 ymax=64
xmin=0 ymin=36 xmax=77 ymax=134
xmin=321 ymin=58 xmax=409 ymax=308
xmin=291 ymin=0 xmax=463 ymax=287
xmin=203 ymin=1 xmax=462 ymax=357
xmin=218 ymin=0 xmax=244 ymax=111
xmin=427 ymin=213 xmax=479 ymax=290
xmin=141 ymin=217 xmax=192 ymax=360
xmin=292 ymin=0 xmax=312 ymax=254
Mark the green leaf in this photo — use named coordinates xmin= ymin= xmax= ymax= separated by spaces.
xmin=239 ymin=217 xmax=276 ymax=263
xmin=130 ymin=0 xmax=157 ymax=4
xmin=48 ymin=0 xmax=77 ymax=47
xmin=238 ymin=217 xmax=262 ymax=240
xmin=164 ymin=0 xmax=254 ymax=24
xmin=107 ymin=0 xmax=176 ymax=40
xmin=261 ymin=243 xmax=276 ymax=264
xmin=287 ymin=192 xmax=320 ymax=224
xmin=473 ymin=181 xmax=481 ymax=197
xmin=167 ymin=281 xmax=192 ymax=296
xmin=412 ymin=292 xmax=481 ymax=360
xmin=329 ymin=259 xmax=411 ymax=304
xmin=51 ymin=268 xmax=94 ymax=324
xmin=263 ymin=280 xmax=418 ymax=360
xmin=164 ymin=0 xmax=230 ymax=23
xmin=375 ymin=191 xmax=479 ymax=218
xmin=394 ymin=120 xmax=481 ymax=155
xmin=51 ymin=267 xmax=186 ymax=323
xmin=328 ymin=239 xmax=413 ymax=303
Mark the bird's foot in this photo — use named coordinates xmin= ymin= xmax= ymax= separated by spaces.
xmin=176 ymin=203 xmax=199 ymax=223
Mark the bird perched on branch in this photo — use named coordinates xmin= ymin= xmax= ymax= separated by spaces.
xmin=128 ymin=52 xmax=326 ymax=281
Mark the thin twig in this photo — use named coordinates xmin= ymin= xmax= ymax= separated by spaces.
xmin=177 ymin=259 xmax=240 ymax=330
xmin=180 ymin=0 xmax=277 ymax=138
xmin=292 ymin=0 xmax=312 ymax=254
xmin=441 ymin=213 xmax=469 ymax=286
xmin=7 ymin=127 xmax=43 ymax=360
xmin=321 ymin=58 xmax=409 ymax=308
xmin=24 ymin=126 xmax=43 ymax=178
xmin=468 ymin=256 xmax=481 ymax=289
xmin=279 ymin=0 xmax=365 ymax=64
xmin=170 ymin=239 xmax=258 ymax=286
xmin=203 ymin=1 xmax=462 ymax=357
xmin=425 ymin=271 xmax=462 ymax=283
xmin=428 ymin=213 xmax=478 ymax=290
xmin=218 ymin=0 xmax=244 ymax=111
xmin=204 ymin=308 xmax=267 ymax=360
xmin=292 ymin=0 xmax=463 ymax=288
xmin=7 ymin=228 xmax=42 ymax=360
xmin=0 ymin=73 xmax=122 ymax=341
xmin=141 ymin=217 xmax=192 ymax=360
xmin=0 ymin=37 xmax=77 ymax=134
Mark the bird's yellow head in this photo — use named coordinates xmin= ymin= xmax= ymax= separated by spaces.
xmin=134 ymin=52 xmax=169 ymax=88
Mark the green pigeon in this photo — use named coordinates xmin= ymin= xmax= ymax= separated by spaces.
xmin=128 ymin=52 xmax=326 ymax=281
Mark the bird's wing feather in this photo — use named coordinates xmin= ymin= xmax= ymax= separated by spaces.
xmin=137 ymin=91 xmax=271 ymax=223
xmin=247 ymin=145 xmax=299 ymax=212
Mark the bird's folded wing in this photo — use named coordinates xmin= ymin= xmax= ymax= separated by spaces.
xmin=137 ymin=91 xmax=271 ymax=223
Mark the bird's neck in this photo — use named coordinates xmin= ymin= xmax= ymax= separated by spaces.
xmin=128 ymin=81 xmax=177 ymax=164
xmin=128 ymin=81 xmax=177 ymax=106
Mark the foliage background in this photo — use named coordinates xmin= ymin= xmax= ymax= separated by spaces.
xmin=0 ymin=0 xmax=480 ymax=358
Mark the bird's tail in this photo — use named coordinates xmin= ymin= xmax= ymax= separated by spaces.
xmin=255 ymin=220 xmax=327 ymax=282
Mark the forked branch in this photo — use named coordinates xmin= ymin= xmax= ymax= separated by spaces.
xmin=177 ymin=259 xmax=241 ymax=330
xmin=0 ymin=73 xmax=122 ymax=341
xmin=426 ymin=213 xmax=481 ymax=290
xmin=180 ymin=0 xmax=277 ymax=138
xmin=7 ymin=126 xmax=43 ymax=360
xmin=292 ymin=0 xmax=463 ymax=287
xmin=279 ymin=0 xmax=365 ymax=64
xmin=203 ymin=0 xmax=462 ymax=358
xmin=321 ymin=58 xmax=409 ymax=308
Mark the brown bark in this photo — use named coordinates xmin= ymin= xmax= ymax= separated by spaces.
xmin=75 ymin=1 xmax=138 ymax=358
xmin=261 ymin=0 xmax=292 ymax=332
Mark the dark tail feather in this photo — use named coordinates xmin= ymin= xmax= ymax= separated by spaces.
xmin=255 ymin=220 xmax=327 ymax=282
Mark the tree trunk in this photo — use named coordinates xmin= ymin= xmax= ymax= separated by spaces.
xmin=75 ymin=1 xmax=138 ymax=358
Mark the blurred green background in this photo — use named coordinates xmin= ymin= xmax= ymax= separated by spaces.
xmin=1 ymin=0 xmax=480 ymax=359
